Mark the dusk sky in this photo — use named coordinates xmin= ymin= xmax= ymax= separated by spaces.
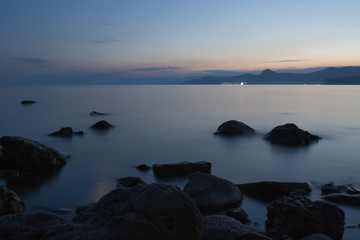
xmin=1 ymin=0 xmax=359 ymax=81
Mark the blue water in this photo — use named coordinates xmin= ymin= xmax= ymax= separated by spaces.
xmin=0 ymin=85 xmax=359 ymax=239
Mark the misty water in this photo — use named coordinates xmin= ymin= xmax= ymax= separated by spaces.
xmin=1 ymin=85 xmax=360 ymax=238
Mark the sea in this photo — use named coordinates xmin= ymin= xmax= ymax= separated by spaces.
xmin=0 ymin=85 xmax=359 ymax=239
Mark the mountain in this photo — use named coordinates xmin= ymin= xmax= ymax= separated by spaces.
xmin=184 ymin=66 xmax=360 ymax=85
xmin=324 ymin=75 xmax=360 ymax=85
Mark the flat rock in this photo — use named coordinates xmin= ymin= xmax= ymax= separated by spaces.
xmin=21 ymin=100 xmax=36 ymax=104
xmin=266 ymin=194 xmax=345 ymax=240
xmin=214 ymin=120 xmax=255 ymax=136
xmin=323 ymin=193 xmax=360 ymax=206
xmin=321 ymin=181 xmax=360 ymax=195
xmin=183 ymin=172 xmax=243 ymax=213
xmin=90 ymin=120 xmax=113 ymax=129
xmin=0 ymin=136 xmax=67 ymax=171
xmin=237 ymin=181 xmax=311 ymax=201
xmin=0 ymin=184 xmax=26 ymax=216
xmin=264 ymin=123 xmax=320 ymax=146
xmin=203 ymin=215 xmax=273 ymax=240
xmin=116 ymin=176 xmax=146 ymax=188
xmin=153 ymin=161 xmax=211 ymax=178
xmin=49 ymin=127 xmax=84 ymax=137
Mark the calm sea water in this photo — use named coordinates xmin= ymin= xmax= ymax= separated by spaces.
xmin=0 ymin=85 xmax=359 ymax=238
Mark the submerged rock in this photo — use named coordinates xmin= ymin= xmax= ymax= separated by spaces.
xmin=153 ymin=161 xmax=211 ymax=178
xmin=266 ymin=194 xmax=345 ymax=240
xmin=214 ymin=120 xmax=255 ymax=136
xmin=49 ymin=127 xmax=84 ymax=137
xmin=136 ymin=164 xmax=151 ymax=171
xmin=237 ymin=181 xmax=312 ymax=201
xmin=116 ymin=176 xmax=146 ymax=188
xmin=183 ymin=172 xmax=243 ymax=213
xmin=21 ymin=100 xmax=36 ymax=104
xmin=90 ymin=120 xmax=113 ymax=129
xmin=89 ymin=111 xmax=107 ymax=116
xmin=321 ymin=181 xmax=360 ymax=195
xmin=264 ymin=123 xmax=320 ymax=146
xmin=0 ymin=185 xmax=26 ymax=216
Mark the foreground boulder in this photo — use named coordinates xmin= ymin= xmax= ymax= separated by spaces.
xmin=90 ymin=120 xmax=113 ymax=129
xmin=0 ymin=136 xmax=67 ymax=171
xmin=203 ymin=215 xmax=273 ymax=240
xmin=321 ymin=181 xmax=360 ymax=195
xmin=237 ymin=181 xmax=312 ymax=201
xmin=0 ymin=185 xmax=26 ymax=216
xmin=183 ymin=172 xmax=243 ymax=213
xmin=153 ymin=161 xmax=211 ymax=178
xmin=264 ymin=123 xmax=320 ymax=146
xmin=214 ymin=120 xmax=255 ymax=136
xmin=266 ymin=194 xmax=345 ymax=240
xmin=49 ymin=127 xmax=84 ymax=137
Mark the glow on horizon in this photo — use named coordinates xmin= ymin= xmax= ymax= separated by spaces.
xmin=0 ymin=0 xmax=359 ymax=79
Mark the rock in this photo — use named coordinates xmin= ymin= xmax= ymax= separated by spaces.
xmin=0 ymin=184 xmax=26 ymax=216
xmin=116 ymin=176 xmax=146 ymax=188
xmin=89 ymin=111 xmax=107 ymax=116
xmin=203 ymin=215 xmax=273 ymax=240
xmin=300 ymin=234 xmax=332 ymax=240
xmin=75 ymin=183 xmax=203 ymax=240
xmin=0 ymin=136 xmax=67 ymax=171
xmin=153 ymin=161 xmax=211 ymax=178
xmin=214 ymin=120 xmax=255 ymax=136
xmin=21 ymin=100 xmax=36 ymax=104
xmin=136 ymin=164 xmax=151 ymax=171
xmin=90 ymin=120 xmax=113 ymax=129
xmin=323 ymin=193 xmax=360 ymax=206
xmin=237 ymin=181 xmax=312 ymax=201
xmin=226 ymin=208 xmax=251 ymax=224
xmin=49 ymin=127 xmax=84 ymax=137
xmin=321 ymin=181 xmax=360 ymax=195
xmin=265 ymin=194 xmax=345 ymax=240
xmin=183 ymin=172 xmax=243 ymax=213
xmin=75 ymin=203 xmax=96 ymax=215
xmin=264 ymin=123 xmax=320 ymax=146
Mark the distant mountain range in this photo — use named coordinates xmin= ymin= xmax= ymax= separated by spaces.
xmin=184 ymin=66 xmax=360 ymax=85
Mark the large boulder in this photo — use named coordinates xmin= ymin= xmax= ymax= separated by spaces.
xmin=0 ymin=184 xmax=26 ymax=216
xmin=74 ymin=183 xmax=203 ymax=240
xmin=264 ymin=123 xmax=320 ymax=146
xmin=214 ymin=120 xmax=255 ymax=136
xmin=265 ymin=194 xmax=345 ymax=240
xmin=203 ymin=215 xmax=273 ymax=240
xmin=49 ymin=127 xmax=84 ymax=137
xmin=183 ymin=172 xmax=243 ymax=213
xmin=0 ymin=136 xmax=67 ymax=171
xmin=237 ymin=181 xmax=312 ymax=201
xmin=153 ymin=161 xmax=211 ymax=178
xmin=90 ymin=120 xmax=113 ymax=129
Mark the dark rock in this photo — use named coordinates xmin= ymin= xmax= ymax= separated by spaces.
xmin=89 ymin=111 xmax=107 ymax=116
xmin=90 ymin=120 xmax=113 ymax=129
xmin=321 ymin=181 xmax=360 ymax=195
xmin=75 ymin=203 xmax=96 ymax=215
xmin=264 ymin=123 xmax=320 ymax=146
xmin=183 ymin=172 xmax=243 ymax=213
xmin=266 ymin=194 xmax=344 ymax=240
xmin=136 ymin=164 xmax=151 ymax=171
xmin=323 ymin=193 xmax=360 ymax=206
xmin=75 ymin=183 xmax=203 ymax=240
xmin=153 ymin=161 xmax=211 ymax=178
xmin=116 ymin=176 xmax=146 ymax=188
xmin=226 ymin=208 xmax=251 ymax=224
xmin=237 ymin=181 xmax=312 ymax=201
xmin=0 ymin=184 xmax=26 ymax=216
xmin=214 ymin=120 xmax=255 ymax=136
xmin=49 ymin=127 xmax=84 ymax=137
xmin=300 ymin=234 xmax=332 ymax=240
xmin=203 ymin=215 xmax=273 ymax=240
xmin=0 ymin=136 xmax=67 ymax=171
xmin=21 ymin=100 xmax=36 ymax=104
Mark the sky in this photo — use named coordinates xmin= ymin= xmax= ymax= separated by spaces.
xmin=1 ymin=0 xmax=359 ymax=83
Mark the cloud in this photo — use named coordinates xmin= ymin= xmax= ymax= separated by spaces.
xmin=261 ymin=59 xmax=302 ymax=63
xmin=132 ymin=66 xmax=183 ymax=72
xmin=16 ymin=57 xmax=49 ymax=64
xmin=91 ymin=38 xmax=119 ymax=43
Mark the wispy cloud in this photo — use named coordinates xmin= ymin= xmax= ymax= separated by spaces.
xmin=16 ymin=57 xmax=49 ymax=64
xmin=132 ymin=66 xmax=183 ymax=72
xmin=261 ymin=59 xmax=302 ymax=63
xmin=91 ymin=38 xmax=119 ymax=44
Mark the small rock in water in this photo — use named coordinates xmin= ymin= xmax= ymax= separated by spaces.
xmin=21 ymin=100 xmax=36 ymax=104
xmin=90 ymin=120 xmax=113 ymax=129
xmin=321 ymin=181 xmax=360 ymax=195
xmin=89 ymin=111 xmax=107 ymax=116
xmin=49 ymin=127 xmax=84 ymax=137
xmin=116 ymin=176 xmax=146 ymax=188
xmin=214 ymin=120 xmax=255 ymax=136
xmin=136 ymin=164 xmax=151 ymax=171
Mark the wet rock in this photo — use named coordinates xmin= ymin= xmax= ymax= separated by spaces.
xmin=75 ymin=203 xmax=96 ymax=215
xmin=266 ymin=194 xmax=344 ymax=240
xmin=0 ymin=136 xmax=67 ymax=171
xmin=21 ymin=100 xmax=36 ymax=104
xmin=89 ymin=111 xmax=107 ymax=116
xmin=203 ymin=215 xmax=273 ymax=240
xmin=323 ymin=193 xmax=360 ymax=206
xmin=0 ymin=184 xmax=26 ymax=216
xmin=90 ymin=120 xmax=113 ymax=129
xmin=214 ymin=120 xmax=255 ymax=136
xmin=153 ymin=161 xmax=211 ymax=178
xmin=321 ymin=181 xmax=360 ymax=195
xmin=300 ymin=234 xmax=332 ymax=240
xmin=264 ymin=123 xmax=320 ymax=146
xmin=226 ymin=208 xmax=251 ymax=224
xmin=116 ymin=176 xmax=146 ymax=188
xmin=49 ymin=127 xmax=84 ymax=137
xmin=237 ymin=181 xmax=311 ymax=201
xmin=183 ymin=172 xmax=243 ymax=213
xmin=136 ymin=164 xmax=151 ymax=171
